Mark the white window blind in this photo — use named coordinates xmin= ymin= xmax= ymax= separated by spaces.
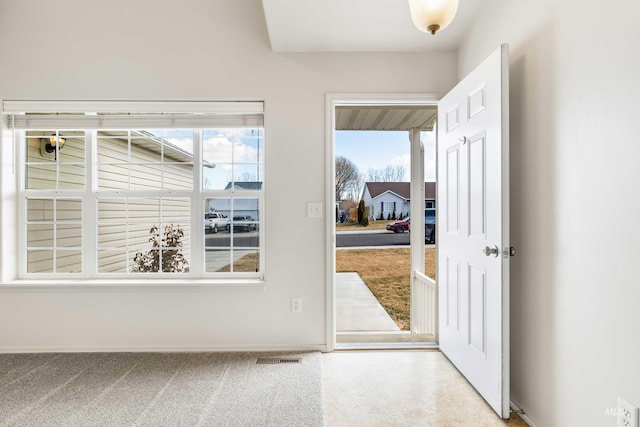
xmin=5 ymin=101 xmax=264 ymax=129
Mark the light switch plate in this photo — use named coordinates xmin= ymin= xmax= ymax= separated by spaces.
xmin=307 ymin=202 xmax=322 ymax=218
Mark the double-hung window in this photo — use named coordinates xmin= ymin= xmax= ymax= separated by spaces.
xmin=7 ymin=101 xmax=265 ymax=280
xmin=382 ymin=201 xmax=395 ymax=215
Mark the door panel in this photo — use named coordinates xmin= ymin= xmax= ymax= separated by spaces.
xmin=437 ymin=44 xmax=510 ymax=418
xmin=468 ymin=264 xmax=486 ymax=355
xmin=446 ymin=257 xmax=459 ymax=331
xmin=468 ymin=132 xmax=486 ymax=238
xmin=446 ymin=146 xmax=460 ymax=233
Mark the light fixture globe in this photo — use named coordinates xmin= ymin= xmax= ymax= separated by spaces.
xmin=40 ymin=133 xmax=67 ymax=159
xmin=48 ymin=134 xmax=66 ymax=151
xmin=408 ymin=0 xmax=459 ymax=35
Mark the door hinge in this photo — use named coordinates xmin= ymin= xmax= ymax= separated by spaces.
xmin=503 ymin=246 xmax=516 ymax=258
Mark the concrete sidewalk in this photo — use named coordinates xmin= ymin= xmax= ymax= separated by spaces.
xmin=336 ymin=272 xmax=399 ymax=332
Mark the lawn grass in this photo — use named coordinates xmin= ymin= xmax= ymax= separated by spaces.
xmin=335 ymin=220 xmax=390 ymax=232
xmin=336 ymin=248 xmax=436 ymax=330
xmin=218 ymin=252 xmax=259 ymax=272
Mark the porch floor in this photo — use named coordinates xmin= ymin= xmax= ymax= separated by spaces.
xmin=335 ymin=272 xmax=435 ymax=344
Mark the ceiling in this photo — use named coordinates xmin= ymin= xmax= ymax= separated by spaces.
xmin=261 ymin=0 xmax=486 ymax=53
xmin=336 ymin=106 xmax=437 ymax=131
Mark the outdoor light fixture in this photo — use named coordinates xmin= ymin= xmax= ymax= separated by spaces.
xmin=40 ymin=134 xmax=67 ymax=159
xmin=408 ymin=0 xmax=459 ymax=35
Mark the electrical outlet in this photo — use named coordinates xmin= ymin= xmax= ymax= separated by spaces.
xmin=291 ymin=297 xmax=302 ymax=313
xmin=618 ymin=397 xmax=639 ymax=427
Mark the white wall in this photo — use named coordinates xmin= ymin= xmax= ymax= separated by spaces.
xmin=0 ymin=0 xmax=456 ymax=351
xmin=457 ymin=1 xmax=640 ymax=425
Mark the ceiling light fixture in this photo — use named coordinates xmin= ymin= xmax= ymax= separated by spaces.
xmin=408 ymin=0 xmax=459 ymax=35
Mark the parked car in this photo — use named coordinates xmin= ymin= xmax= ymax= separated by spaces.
xmin=386 ymin=212 xmax=437 ymax=242
xmin=386 ymin=217 xmax=410 ymax=233
xmin=204 ymin=212 xmax=229 ymax=234
xmin=232 ymin=215 xmax=258 ymax=232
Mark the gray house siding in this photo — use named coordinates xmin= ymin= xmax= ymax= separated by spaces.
xmin=361 ymin=182 xmax=436 ymax=221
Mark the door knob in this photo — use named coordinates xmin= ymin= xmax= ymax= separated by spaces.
xmin=483 ymin=245 xmax=499 ymax=257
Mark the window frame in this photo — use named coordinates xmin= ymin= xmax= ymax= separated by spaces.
xmin=8 ymin=101 xmax=265 ymax=283
xmin=382 ymin=201 xmax=396 ymax=215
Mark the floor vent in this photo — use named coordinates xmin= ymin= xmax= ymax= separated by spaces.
xmin=256 ymin=357 xmax=302 ymax=365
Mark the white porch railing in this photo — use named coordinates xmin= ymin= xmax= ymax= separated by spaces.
xmin=412 ymin=270 xmax=437 ymax=336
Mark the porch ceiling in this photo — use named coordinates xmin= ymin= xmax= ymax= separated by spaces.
xmin=336 ymin=106 xmax=437 ymax=131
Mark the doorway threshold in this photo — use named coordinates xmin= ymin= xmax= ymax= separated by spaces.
xmin=337 ymin=331 xmax=434 ymax=342
xmin=335 ymin=341 xmax=439 ymax=351
xmin=336 ymin=331 xmax=437 ymax=350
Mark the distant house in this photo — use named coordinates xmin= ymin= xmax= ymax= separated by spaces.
xmin=361 ymin=182 xmax=436 ymax=220
xmin=224 ymin=181 xmax=263 ymax=191
xmin=209 ymin=181 xmax=262 ymax=219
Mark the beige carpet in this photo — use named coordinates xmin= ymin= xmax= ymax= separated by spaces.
xmin=0 ymin=352 xmax=323 ymax=427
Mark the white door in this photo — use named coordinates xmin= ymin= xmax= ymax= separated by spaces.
xmin=437 ymin=44 xmax=510 ymax=418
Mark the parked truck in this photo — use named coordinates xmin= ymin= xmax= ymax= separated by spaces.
xmin=204 ymin=212 xmax=229 ymax=234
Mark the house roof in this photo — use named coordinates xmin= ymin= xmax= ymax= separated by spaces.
xmin=98 ymin=130 xmax=210 ymax=165
xmin=224 ymin=181 xmax=263 ymax=191
xmin=365 ymin=182 xmax=436 ymax=200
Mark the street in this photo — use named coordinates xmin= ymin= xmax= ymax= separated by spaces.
xmin=206 ymin=230 xmax=429 ymax=248
xmin=336 ymin=231 xmax=410 ymax=248
xmin=205 ymin=230 xmax=259 ymax=248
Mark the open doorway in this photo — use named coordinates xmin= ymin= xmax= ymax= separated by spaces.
xmin=327 ymin=97 xmax=439 ymax=349
xmin=326 ymin=47 xmax=511 ymax=418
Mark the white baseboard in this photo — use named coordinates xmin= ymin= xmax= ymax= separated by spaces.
xmin=0 ymin=344 xmax=327 ymax=353
xmin=511 ymin=398 xmax=542 ymax=427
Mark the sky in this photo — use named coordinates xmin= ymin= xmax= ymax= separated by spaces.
xmin=335 ymin=130 xmax=436 ymax=182
xmin=150 ymin=128 xmax=436 ymax=191
xmin=148 ymin=128 xmax=263 ymax=190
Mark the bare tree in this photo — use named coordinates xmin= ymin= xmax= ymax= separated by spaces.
xmin=366 ymin=165 xmax=407 ymax=182
xmin=335 ymin=156 xmax=362 ymax=200
xmin=238 ymin=172 xmax=258 ymax=182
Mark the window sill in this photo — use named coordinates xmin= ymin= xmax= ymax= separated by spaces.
xmin=0 ymin=278 xmax=266 ymax=292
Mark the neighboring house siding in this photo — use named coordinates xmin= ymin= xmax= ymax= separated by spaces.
xmin=25 ymin=132 xmax=192 ymax=274
xmin=362 ymin=182 xmax=436 ymax=221
xmin=26 ymin=131 xmax=85 ymax=190
xmin=360 ymin=187 xmax=372 ymax=217
xmin=26 ymin=197 xmax=82 ymax=273
xmin=210 ymin=182 xmax=262 ymax=220
xmin=96 ymin=197 xmax=191 ymax=274
xmin=372 ymin=192 xmax=407 ymax=219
